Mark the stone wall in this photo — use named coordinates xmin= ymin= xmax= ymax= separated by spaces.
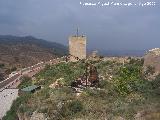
xmin=69 ymin=36 xmax=86 ymax=62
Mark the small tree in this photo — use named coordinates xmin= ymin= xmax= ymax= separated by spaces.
xmin=151 ymin=74 xmax=160 ymax=89
xmin=0 ymin=73 xmax=4 ymax=81
xmin=0 ymin=63 xmax=5 ymax=68
xmin=18 ymin=76 xmax=32 ymax=89
xmin=10 ymin=66 xmax=17 ymax=72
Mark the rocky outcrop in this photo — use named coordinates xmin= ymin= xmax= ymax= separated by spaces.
xmin=144 ymin=48 xmax=160 ymax=72
xmin=143 ymin=48 xmax=160 ymax=80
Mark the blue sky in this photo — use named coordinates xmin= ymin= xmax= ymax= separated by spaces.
xmin=0 ymin=0 xmax=160 ymax=50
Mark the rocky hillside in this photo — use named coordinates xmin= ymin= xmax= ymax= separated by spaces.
xmin=3 ymin=58 xmax=160 ymax=120
xmin=0 ymin=35 xmax=67 ymax=80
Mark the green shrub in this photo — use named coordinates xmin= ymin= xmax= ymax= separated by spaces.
xmin=10 ymin=66 xmax=17 ymax=72
xmin=151 ymin=74 xmax=160 ymax=89
xmin=0 ymin=63 xmax=5 ymax=68
xmin=113 ymin=65 xmax=147 ymax=95
xmin=60 ymin=100 xmax=83 ymax=118
xmin=0 ymin=73 xmax=4 ymax=81
xmin=99 ymin=80 xmax=111 ymax=89
xmin=145 ymin=65 xmax=155 ymax=75
xmin=18 ymin=76 xmax=32 ymax=89
xmin=129 ymin=58 xmax=144 ymax=66
xmin=35 ymin=62 xmax=85 ymax=86
xmin=68 ymin=100 xmax=83 ymax=114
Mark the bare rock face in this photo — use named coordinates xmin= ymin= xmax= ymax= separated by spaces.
xmin=143 ymin=48 xmax=160 ymax=80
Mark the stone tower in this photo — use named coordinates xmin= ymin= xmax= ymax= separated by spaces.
xmin=69 ymin=33 xmax=86 ymax=62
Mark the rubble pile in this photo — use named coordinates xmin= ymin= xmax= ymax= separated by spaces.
xmin=71 ymin=63 xmax=99 ymax=93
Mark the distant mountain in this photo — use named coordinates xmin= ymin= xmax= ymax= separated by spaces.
xmin=0 ymin=35 xmax=67 ymax=78
xmin=0 ymin=35 xmax=67 ymax=56
xmin=88 ymin=49 xmax=146 ymax=57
